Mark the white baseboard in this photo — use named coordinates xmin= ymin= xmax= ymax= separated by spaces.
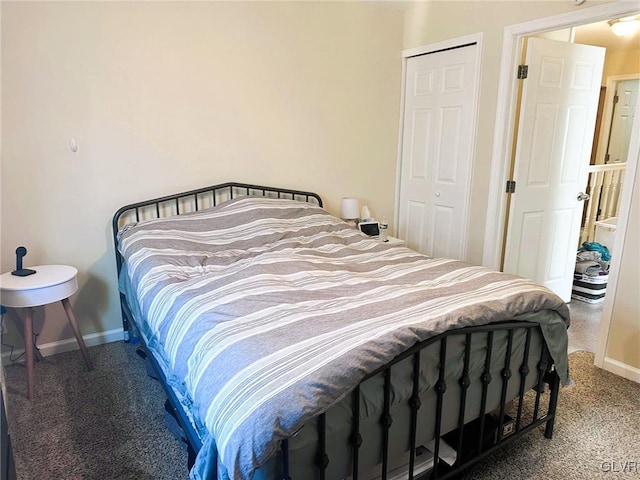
xmin=602 ymin=356 xmax=640 ymax=384
xmin=1 ymin=328 xmax=124 ymax=364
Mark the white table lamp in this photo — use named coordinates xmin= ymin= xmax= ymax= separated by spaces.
xmin=341 ymin=197 xmax=360 ymax=221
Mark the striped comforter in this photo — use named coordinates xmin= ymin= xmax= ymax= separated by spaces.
xmin=117 ymin=197 xmax=570 ymax=480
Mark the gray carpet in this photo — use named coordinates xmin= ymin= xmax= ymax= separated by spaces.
xmin=4 ymin=342 xmax=187 ymax=480
xmin=4 ymin=343 xmax=639 ymax=479
xmin=461 ymin=350 xmax=640 ymax=479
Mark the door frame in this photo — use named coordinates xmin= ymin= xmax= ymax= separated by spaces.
xmin=482 ymin=1 xmax=639 ymax=377
xmin=594 ymin=73 xmax=640 ymax=166
xmin=483 ymin=1 xmax=639 ymax=270
xmin=595 ymin=99 xmax=640 ymax=381
xmin=394 ymin=32 xmax=483 ymax=262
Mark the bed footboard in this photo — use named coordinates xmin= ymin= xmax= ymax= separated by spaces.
xmin=137 ymin=318 xmax=560 ymax=480
xmin=257 ymin=320 xmax=560 ymax=480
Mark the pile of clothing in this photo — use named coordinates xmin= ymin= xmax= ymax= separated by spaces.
xmin=572 ymin=242 xmax=610 ymax=304
xmin=575 ymin=241 xmax=611 ymax=276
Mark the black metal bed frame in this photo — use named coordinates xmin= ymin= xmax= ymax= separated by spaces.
xmin=112 ymin=182 xmax=323 ymax=338
xmin=278 ymin=321 xmax=559 ymax=480
xmin=112 ymin=182 xmax=561 ymax=480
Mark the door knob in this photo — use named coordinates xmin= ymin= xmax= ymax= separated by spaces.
xmin=577 ymin=192 xmax=590 ymax=201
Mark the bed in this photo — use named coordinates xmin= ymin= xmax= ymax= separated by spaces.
xmin=112 ymin=182 xmax=570 ymax=480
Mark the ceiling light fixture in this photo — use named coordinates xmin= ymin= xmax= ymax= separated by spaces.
xmin=608 ymin=16 xmax=640 ymax=37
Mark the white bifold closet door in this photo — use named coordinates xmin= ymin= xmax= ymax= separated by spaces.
xmin=397 ymin=43 xmax=479 ymax=260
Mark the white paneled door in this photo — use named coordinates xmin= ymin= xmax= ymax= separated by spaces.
xmin=398 ymin=44 xmax=479 ymax=260
xmin=608 ymin=79 xmax=639 ymax=165
xmin=504 ymin=38 xmax=605 ymax=302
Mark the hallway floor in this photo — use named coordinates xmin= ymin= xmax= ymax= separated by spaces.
xmin=567 ymin=298 xmax=603 ymax=354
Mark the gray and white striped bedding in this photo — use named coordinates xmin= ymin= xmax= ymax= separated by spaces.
xmin=117 ymin=196 xmax=570 ymax=480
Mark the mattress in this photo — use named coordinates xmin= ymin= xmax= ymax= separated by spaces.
xmin=117 ymin=196 xmax=570 ymax=480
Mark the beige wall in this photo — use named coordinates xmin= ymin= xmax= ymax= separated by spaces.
xmin=0 ymin=2 xmax=403 ymax=346
xmin=574 ymin=33 xmax=640 ymax=82
xmin=605 ymin=121 xmax=640 ymax=371
xmin=3 ymin=0 xmax=636 ymax=377
xmin=404 ymin=1 xmax=639 ymax=379
xmin=402 ymin=0 xmax=612 ymax=264
xmin=602 ymin=47 xmax=640 ymax=79
xmin=601 ymin=48 xmax=640 ymax=372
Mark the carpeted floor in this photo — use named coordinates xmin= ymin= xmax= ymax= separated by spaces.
xmin=3 ymin=343 xmax=639 ymax=480
xmin=461 ymin=350 xmax=640 ymax=479
xmin=4 ymin=342 xmax=187 ymax=480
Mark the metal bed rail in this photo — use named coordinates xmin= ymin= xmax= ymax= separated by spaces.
xmin=112 ymin=182 xmax=323 ymax=338
xmin=274 ymin=320 xmax=559 ymax=480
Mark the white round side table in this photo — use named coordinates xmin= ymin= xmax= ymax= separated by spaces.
xmin=0 ymin=265 xmax=93 ymax=400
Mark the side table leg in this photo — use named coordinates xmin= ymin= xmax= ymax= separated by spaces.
xmin=23 ymin=307 xmax=34 ymax=400
xmin=61 ymin=298 xmax=93 ymax=371
xmin=7 ymin=308 xmax=44 ymax=362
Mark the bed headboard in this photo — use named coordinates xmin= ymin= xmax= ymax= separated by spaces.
xmin=112 ymin=182 xmax=323 ymax=276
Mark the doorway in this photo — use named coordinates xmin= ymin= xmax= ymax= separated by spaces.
xmin=482 ymin=2 xmax=640 ymax=376
xmin=599 ymin=77 xmax=639 ymax=166
xmin=570 ymin=76 xmax=638 ymax=355
xmin=581 ymin=75 xmax=639 ymax=244
xmin=504 ymin=26 xmax=638 ymax=353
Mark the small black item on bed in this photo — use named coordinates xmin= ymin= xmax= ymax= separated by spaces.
xmin=358 ymin=220 xmax=380 ymax=237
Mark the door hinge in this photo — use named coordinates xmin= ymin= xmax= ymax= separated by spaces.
xmin=605 ymin=153 xmax=610 ymax=164
xmin=506 ymin=180 xmax=516 ymax=194
xmin=517 ymin=65 xmax=528 ymax=79
xmin=613 ymin=94 xmax=619 ymax=105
